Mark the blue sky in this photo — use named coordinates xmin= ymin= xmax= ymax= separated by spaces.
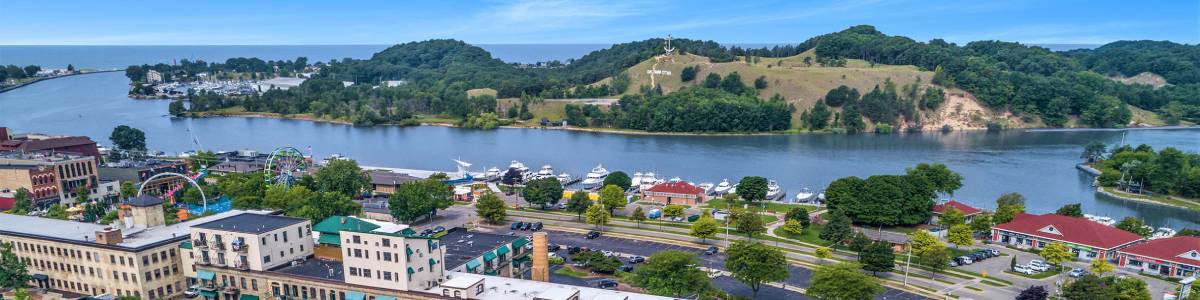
xmin=1 ymin=0 xmax=1195 ymax=45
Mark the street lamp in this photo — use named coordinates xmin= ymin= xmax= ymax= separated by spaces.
xmin=903 ymin=241 xmax=912 ymax=286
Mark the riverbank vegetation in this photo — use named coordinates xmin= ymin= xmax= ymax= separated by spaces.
xmin=1090 ymin=143 xmax=1200 ymax=199
xmin=824 ymin=163 xmax=962 ymax=226
xmin=160 ymin=25 xmax=1200 ymax=132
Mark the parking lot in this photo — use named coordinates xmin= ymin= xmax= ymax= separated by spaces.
xmin=483 ymin=226 xmax=929 ymax=300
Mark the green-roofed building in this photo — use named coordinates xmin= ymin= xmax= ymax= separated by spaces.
xmin=313 ymin=216 xmax=381 ymax=246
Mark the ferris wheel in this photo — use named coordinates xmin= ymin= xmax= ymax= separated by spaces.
xmin=264 ymin=146 xmax=308 ymax=187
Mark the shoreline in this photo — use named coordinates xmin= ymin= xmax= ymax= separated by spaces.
xmin=1077 ymin=163 xmax=1200 ymax=212
xmin=0 ymin=69 xmax=122 ymax=94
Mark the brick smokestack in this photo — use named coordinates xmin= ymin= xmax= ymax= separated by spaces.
xmin=531 ymin=232 xmax=549 ymax=282
xmin=0 ymin=127 xmax=9 ymax=142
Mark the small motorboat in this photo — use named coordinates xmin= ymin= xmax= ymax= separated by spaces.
xmin=1152 ymin=227 xmax=1177 ymax=240
xmin=794 ymin=187 xmax=816 ymax=203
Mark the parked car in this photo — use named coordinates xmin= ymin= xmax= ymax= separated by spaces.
xmin=1068 ymin=268 xmax=1087 ymax=278
xmin=558 ymin=203 xmax=568 ymax=209
xmin=986 ymin=249 xmax=1001 ymax=256
xmin=601 ymin=250 xmax=615 ymax=257
xmin=949 ymin=260 xmax=959 ymax=267
xmin=548 ymin=252 xmax=558 ymax=259
xmin=1028 ymin=260 xmax=1049 ymax=272
xmin=586 ymin=231 xmax=602 ymax=239
xmin=704 ymin=246 xmax=719 ymax=255
xmin=628 ymin=256 xmax=646 ymax=264
xmin=184 ymin=286 xmax=200 ymax=298
xmin=955 ymin=256 xmax=973 ymax=265
xmin=433 ymin=226 xmax=446 ymax=233
xmin=521 ymin=222 xmax=533 ymax=230
xmin=567 ymin=246 xmax=583 ymax=255
xmin=597 ymin=279 xmax=619 ymax=289
xmin=1013 ymin=264 xmax=1036 ymax=275
xmin=531 ymin=222 xmax=543 ymax=231
xmin=547 ymin=244 xmax=562 ymax=251
xmin=511 ymin=222 xmax=523 ymax=230
xmin=619 ymin=265 xmax=635 ymax=272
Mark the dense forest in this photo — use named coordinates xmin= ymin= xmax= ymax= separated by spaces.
xmin=162 ymin=25 xmax=1200 ymax=131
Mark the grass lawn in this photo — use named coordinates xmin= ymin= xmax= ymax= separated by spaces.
xmin=1004 ymin=267 xmax=1061 ymax=280
xmin=1101 ymin=186 xmax=1200 ymax=212
xmin=554 ymin=267 xmax=588 ymax=278
xmin=772 ymin=224 xmax=832 ymax=246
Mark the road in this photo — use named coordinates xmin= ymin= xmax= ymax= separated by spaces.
xmin=476 ymin=222 xmax=928 ymax=300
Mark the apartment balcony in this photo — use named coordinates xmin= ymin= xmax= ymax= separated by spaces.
xmin=210 ymin=242 xmax=226 ymax=251
xmin=193 ymin=240 xmax=209 ymax=249
xmin=196 ymin=258 xmax=211 ymax=266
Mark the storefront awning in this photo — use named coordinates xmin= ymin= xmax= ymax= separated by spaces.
xmin=512 ymin=238 xmax=529 ymax=249
xmin=197 ymin=270 xmax=216 ymax=280
xmin=345 ymin=291 xmax=366 ymax=300
xmin=496 ymin=245 xmax=510 ymax=256
xmin=238 ymin=294 xmax=260 ymax=300
xmin=465 ymin=259 xmax=481 ymax=271
xmin=200 ymin=290 xmax=218 ymax=298
xmin=374 ymin=296 xmax=396 ymax=300
xmin=483 ymin=251 xmax=497 ymax=261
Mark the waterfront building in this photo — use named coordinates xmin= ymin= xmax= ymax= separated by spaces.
xmin=311 ymin=215 xmax=414 ymax=260
xmin=992 ymin=213 xmax=1144 ymax=261
xmin=0 ymin=127 xmax=101 ymax=162
xmin=99 ymin=159 xmax=189 ymax=197
xmin=146 ymin=70 xmax=163 ymax=83
xmin=641 ymin=181 xmax=708 ymax=206
xmin=930 ymin=200 xmax=982 ymax=225
xmin=0 ymin=194 xmax=271 ymax=299
xmin=368 ymin=170 xmax=421 ymax=195
xmin=1117 ymin=236 xmax=1200 ymax=278
xmin=0 ymin=150 xmax=99 ymax=207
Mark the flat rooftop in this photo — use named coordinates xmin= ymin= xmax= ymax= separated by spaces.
xmin=0 ymin=210 xmax=274 ymax=251
xmin=270 ymin=258 xmax=345 ymax=282
xmin=435 ymin=272 xmax=673 ymax=300
xmin=441 ymin=228 xmax=520 ymax=270
xmin=193 ymin=213 xmax=308 ymax=234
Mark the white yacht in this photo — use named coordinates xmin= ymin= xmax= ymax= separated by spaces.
xmin=793 ymin=187 xmax=816 ymax=203
xmin=536 ymin=165 xmax=555 ymax=179
xmin=556 ymin=172 xmax=574 ymax=184
xmin=1152 ymin=227 xmax=1178 ymax=240
xmin=766 ymin=180 xmax=785 ymax=200
xmin=484 ymin=167 xmax=502 ymax=180
xmin=698 ymin=182 xmax=715 ymax=194
xmin=639 ymin=172 xmax=664 ymax=190
xmin=668 ymin=176 xmax=682 ymax=183
xmin=713 ymin=179 xmax=733 ymax=195
xmin=631 ymin=172 xmax=645 ymax=186
xmin=581 ymin=164 xmax=610 ymax=187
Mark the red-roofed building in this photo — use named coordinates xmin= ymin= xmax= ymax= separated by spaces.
xmin=1117 ymin=236 xmax=1200 ymax=278
xmin=991 ymin=213 xmax=1144 ymax=261
xmin=0 ymin=127 xmax=100 ymax=162
xmin=642 ymin=182 xmax=708 ymax=206
xmin=930 ymin=200 xmax=983 ymax=225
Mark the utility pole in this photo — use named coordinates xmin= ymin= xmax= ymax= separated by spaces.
xmin=903 ymin=241 xmax=912 ymax=286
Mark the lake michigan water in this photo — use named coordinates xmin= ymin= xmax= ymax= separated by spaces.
xmin=0 ymin=45 xmax=1196 ymax=228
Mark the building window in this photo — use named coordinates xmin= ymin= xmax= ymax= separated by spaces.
xmin=352 ymin=236 xmax=361 ymax=244
xmin=263 ymin=255 xmax=271 ymax=263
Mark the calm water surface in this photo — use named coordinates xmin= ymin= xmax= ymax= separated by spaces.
xmin=1 ymin=72 xmax=1198 ymax=228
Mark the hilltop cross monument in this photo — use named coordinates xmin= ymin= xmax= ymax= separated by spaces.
xmin=648 ymin=34 xmax=676 ymax=87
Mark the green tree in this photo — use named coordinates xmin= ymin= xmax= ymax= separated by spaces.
xmin=388 ymin=179 xmax=451 ymax=224
xmin=1040 ymin=242 xmax=1073 ymax=266
xmin=969 ymin=213 xmax=993 ymax=235
xmin=735 ymin=176 xmax=769 ymax=203
xmin=631 ymin=206 xmax=647 ymax=227
xmin=169 ymin=100 xmax=186 ymax=117
xmin=938 ymin=206 xmax=965 ymax=227
xmin=702 ymin=73 xmax=722 ymax=89
xmin=1090 ymin=257 xmax=1114 ymax=275
xmin=908 ymin=230 xmax=944 ymax=256
xmin=1016 ymin=286 xmax=1049 ymax=300
xmin=13 ymin=288 xmax=30 ymax=300
xmin=45 ymin=204 xmax=67 ymax=220
xmin=994 ymin=192 xmax=1026 ymax=224
xmin=784 ymin=206 xmax=811 ymax=228
xmin=598 ymin=185 xmax=626 ymax=215
xmin=1056 ymin=203 xmax=1083 ymax=217
xmin=565 ymin=191 xmax=592 ymax=221
xmin=732 ymin=209 xmax=765 ymax=239
xmin=1116 ymin=216 xmax=1153 ymax=237
xmin=919 ymin=246 xmax=951 ymax=278
xmin=689 ymin=214 xmax=720 ymax=242
xmin=602 ymin=171 xmax=632 ymax=190
xmin=109 ymin=125 xmax=147 ymax=152
xmin=475 ymin=193 xmax=506 ymax=224
xmin=120 ymin=181 xmax=137 ymax=200
xmin=1063 ymin=275 xmax=1117 ymax=300
xmin=680 ymin=65 xmax=698 ymax=82
xmin=814 ymin=247 xmax=832 ymax=264
xmin=805 ymin=101 xmax=833 ymax=130
xmin=823 ymin=85 xmax=859 ymax=107
xmin=947 ymin=224 xmax=974 ymax=248
xmin=632 ymin=250 xmax=711 ymax=297
xmin=848 ymin=232 xmax=872 ymax=252
xmin=10 ymin=188 xmax=31 ymax=214
xmin=585 ymin=204 xmax=610 ymax=229
xmin=753 ymin=76 xmax=768 ymax=89
xmin=807 ymin=262 xmax=883 ymax=300
xmin=1082 ymin=141 xmax=1108 ymax=163
xmin=522 ymin=178 xmax=563 ymax=209
xmin=289 ymin=192 xmax=361 ymax=223
xmin=314 ymin=159 xmax=369 ymax=197
xmin=663 ymin=204 xmax=686 ymax=219
xmin=780 ymin=219 xmax=805 ymax=236
xmin=819 ymin=211 xmax=854 ymax=246
xmin=905 ymin=163 xmax=963 ymax=195
xmin=1113 ymin=276 xmax=1151 ymax=300
xmin=859 ymin=242 xmax=895 ymax=275
xmin=0 ymin=242 xmax=31 ymax=289
xmin=725 ymin=241 xmax=789 ymax=299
